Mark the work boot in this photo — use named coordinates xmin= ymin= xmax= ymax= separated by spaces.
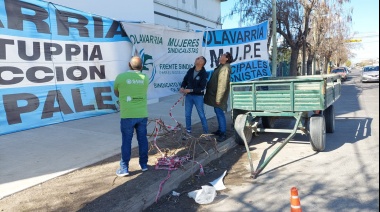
xmin=212 ymin=130 xmax=221 ymax=136
xmin=217 ymin=133 xmax=226 ymax=142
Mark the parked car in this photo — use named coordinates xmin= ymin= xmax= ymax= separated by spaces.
xmin=361 ymin=65 xmax=379 ymax=82
xmin=331 ymin=67 xmax=348 ymax=81
xmin=342 ymin=66 xmax=351 ymax=75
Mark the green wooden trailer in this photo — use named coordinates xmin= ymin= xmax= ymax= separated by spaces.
xmin=230 ymin=74 xmax=341 ymax=178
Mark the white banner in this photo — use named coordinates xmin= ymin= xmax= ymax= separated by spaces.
xmin=121 ymin=23 xmax=204 ymax=99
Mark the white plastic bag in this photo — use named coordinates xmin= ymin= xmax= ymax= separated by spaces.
xmin=187 ymin=185 xmax=217 ymax=204
xmin=209 ymin=170 xmax=227 ymax=191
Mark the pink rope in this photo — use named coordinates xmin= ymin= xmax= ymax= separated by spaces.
xmin=155 ymin=154 xmax=191 ymax=171
xmin=154 ymin=157 xmax=204 ymax=202
xmin=155 ymin=154 xmax=204 ymax=175
xmin=168 ymin=94 xmax=185 ymax=128
xmin=192 ymin=160 xmax=205 ymax=176
xmin=152 ymin=120 xmax=163 ymax=156
xmin=155 ymin=170 xmax=171 ymax=203
xmin=152 ymin=94 xmax=205 ymax=202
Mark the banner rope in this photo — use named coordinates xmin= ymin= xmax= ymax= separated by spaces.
xmin=152 ymin=94 xmax=206 ymax=202
xmin=152 ymin=94 xmax=184 ymax=156
xmin=154 ymin=154 xmax=204 ymax=202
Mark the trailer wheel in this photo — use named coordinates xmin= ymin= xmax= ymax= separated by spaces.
xmin=309 ymin=114 xmax=326 ymax=151
xmin=234 ymin=114 xmax=254 ymax=145
xmin=232 ymin=109 xmax=247 ymax=125
xmin=324 ymin=105 xmax=335 ymax=133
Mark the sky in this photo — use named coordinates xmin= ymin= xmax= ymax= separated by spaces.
xmin=221 ymin=0 xmax=379 ymax=64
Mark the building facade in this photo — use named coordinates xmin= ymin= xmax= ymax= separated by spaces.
xmin=47 ymin=0 xmax=227 ymax=31
xmin=154 ymin=0 xmax=224 ymax=31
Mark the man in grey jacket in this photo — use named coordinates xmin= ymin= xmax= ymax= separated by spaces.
xmin=180 ymin=56 xmax=209 ymax=135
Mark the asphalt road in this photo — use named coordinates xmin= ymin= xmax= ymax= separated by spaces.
xmin=197 ymin=68 xmax=379 ymax=212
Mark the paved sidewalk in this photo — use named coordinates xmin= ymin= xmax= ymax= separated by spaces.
xmin=0 ymin=94 xmax=225 ymax=199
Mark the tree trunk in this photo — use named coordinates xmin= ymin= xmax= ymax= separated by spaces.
xmin=307 ymin=57 xmax=313 ymax=75
xmin=289 ymin=48 xmax=300 ymax=76
xmin=337 ymin=59 xmax=342 ymax=67
xmin=323 ymin=56 xmax=332 ymax=74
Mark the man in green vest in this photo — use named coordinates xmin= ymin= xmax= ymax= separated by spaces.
xmin=114 ymin=56 xmax=149 ymax=176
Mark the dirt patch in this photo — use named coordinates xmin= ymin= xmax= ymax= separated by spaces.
xmin=1 ymin=111 xmax=255 ymax=212
xmin=143 ymin=144 xmax=253 ymax=212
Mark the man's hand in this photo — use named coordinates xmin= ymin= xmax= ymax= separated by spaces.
xmin=180 ymin=88 xmax=192 ymax=94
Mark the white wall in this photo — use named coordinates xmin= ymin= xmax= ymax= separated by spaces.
xmin=154 ymin=0 xmax=223 ymax=31
xmin=47 ymin=0 xmax=224 ymax=31
xmin=47 ymin=0 xmax=155 ymax=23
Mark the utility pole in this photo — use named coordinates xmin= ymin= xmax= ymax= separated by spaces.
xmin=312 ymin=13 xmax=316 ymax=75
xmin=302 ymin=35 xmax=306 ymax=75
xmin=302 ymin=3 xmax=307 ymax=76
xmin=272 ymin=0 xmax=277 ymax=77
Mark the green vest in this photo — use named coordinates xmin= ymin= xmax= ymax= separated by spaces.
xmin=114 ymin=71 xmax=149 ymax=118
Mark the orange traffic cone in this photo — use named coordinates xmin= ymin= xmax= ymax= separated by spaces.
xmin=290 ymin=187 xmax=302 ymax=212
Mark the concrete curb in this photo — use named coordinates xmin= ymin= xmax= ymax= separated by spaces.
xmin=117 ymin=136 xmax=237 ymax=212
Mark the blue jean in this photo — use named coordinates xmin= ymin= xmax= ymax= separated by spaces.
xmin=185 ymin=94 xmax=208 ymax=133
xmin=214 ymin=107 xmax=226 ymax=134
xmin=119 ymin=118 xmax=148 ymax=169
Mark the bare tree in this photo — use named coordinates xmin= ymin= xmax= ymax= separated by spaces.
xmin=306 ymin=1 xmax=330 ymax=74
xmin=314 ymin=1 xmax=353 ymax=72
xmin=227 ymin=0 xmax=352 ymax=76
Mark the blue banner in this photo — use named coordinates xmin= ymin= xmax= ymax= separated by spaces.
xmin=202 ymin=21 xmax=271 ymax=82
xmin=0 ymin=0 xmax=133 ymax=135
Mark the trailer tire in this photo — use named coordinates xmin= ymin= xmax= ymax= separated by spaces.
xmin=324 ymin=105 xmax=335 ymax=133
xmin=234 ymin=114 xmax=254 ymax=146
xmin=232 ymin=109 xmax=246 ymax=123
xmin=309 ymin=114 xmax=326 ymax=151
